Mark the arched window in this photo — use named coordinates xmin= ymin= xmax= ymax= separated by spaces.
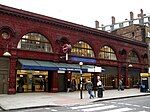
xmin=71 ymin=41 xmax=94 ymax=57
xmin=128 ymin=51 xmax=139 ymax=63
xmin=99 ymin=46 xmax=117 ymax=60
xmin=17 ymin=33 xmax=52 ymax=52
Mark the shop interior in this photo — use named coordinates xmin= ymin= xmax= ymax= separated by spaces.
xmin=16 ymin=70 xmax=48 ymax=92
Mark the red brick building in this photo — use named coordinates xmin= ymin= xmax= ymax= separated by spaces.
xmin=0 ymin=4 xmax=148 ymax=94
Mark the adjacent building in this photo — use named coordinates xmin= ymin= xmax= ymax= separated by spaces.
xmin=96 ymin=9 xmax=150 ymax=74
xmin=112 ymin=25 xmax=150 ymax=68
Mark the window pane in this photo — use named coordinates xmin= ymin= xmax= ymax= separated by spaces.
xmin=111 ymin=54 xmax=117 ymax=60
xmin=99 ymin=52 xmax=104 ymax=58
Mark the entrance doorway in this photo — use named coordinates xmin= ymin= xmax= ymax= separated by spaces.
xmin=70 ymin=72 xmax=92 ymax=91
xmin=58 ymin=73 xmax=66 ymax=92
xmin=0 ymin=73 xmax=8 ymax=94
xmin=0 ymin=58 xmax=9 ymax=94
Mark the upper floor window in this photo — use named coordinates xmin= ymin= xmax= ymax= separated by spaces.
xmin=99 ymin=46 xmax=117 ymax=60
xmin=128 ymin=51 xmax=139 ymax=63
xmin=17 ymin=33 xmax=52 ymax=52
xmin=71 ymin=41 xmax=94 ymax=57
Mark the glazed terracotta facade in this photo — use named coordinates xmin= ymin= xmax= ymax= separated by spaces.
xmin=0 ymin=4 xmax=148 ymax=94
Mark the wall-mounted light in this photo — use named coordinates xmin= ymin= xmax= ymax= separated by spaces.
xmin=39 ymin=75 xmax=42 ymax=78
xmin=20 ymin=75 xmax=23 ymax=77
xmin=128 ymin=64 xmax=133 ymax=67
xmin=3 ymin=44 xmax=11 ymax=57
xmin=3 ymin=51 xmax=11 ymax=57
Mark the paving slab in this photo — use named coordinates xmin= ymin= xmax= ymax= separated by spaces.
xmin=0 ymin=89 xmax=150 ymax=111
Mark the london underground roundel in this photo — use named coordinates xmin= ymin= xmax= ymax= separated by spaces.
xmin=62 ymin=44 xmax=72 ymax=53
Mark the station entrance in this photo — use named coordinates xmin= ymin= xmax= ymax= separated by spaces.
xmin=16 ymin=59 xmax=101 ymax=93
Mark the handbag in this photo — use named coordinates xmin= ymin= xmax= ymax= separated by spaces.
xmin=102 ymin=85 xmax=105 ymax=91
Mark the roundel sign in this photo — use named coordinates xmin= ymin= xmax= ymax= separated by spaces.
xmin=62 ymin=44 xmax=72 ymax=53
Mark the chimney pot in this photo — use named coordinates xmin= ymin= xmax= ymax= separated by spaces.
xmin=95 ymin=20 xmax=99 ymax=28
xmin=130 ymin=11 xmax=134 ymax=20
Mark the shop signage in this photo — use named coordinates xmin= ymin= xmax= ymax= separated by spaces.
xmin=70 ymin=56 xmax=96 ymax=63
xmin=58 ymin=67 xmax=86 ymax=72
xmin=88 ymin=66 xmax=102 ymax=73
xmin=140 ymin=73 xmax=150 ymax=77
xmin=57 ymin=70 xmax=65 ymax=73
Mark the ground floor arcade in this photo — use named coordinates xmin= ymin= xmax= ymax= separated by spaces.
xmin=0 ymin=57 xmax=145 ymax=94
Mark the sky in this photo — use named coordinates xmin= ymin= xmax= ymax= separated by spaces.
xmin=0 ymin=0 xmax=150 ymax=28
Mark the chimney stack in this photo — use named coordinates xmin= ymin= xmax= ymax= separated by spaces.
xmin=95 ymin=20 xmax=99 ymax=28
xmin=140 ymin=9 xmax=143 ymax=17
xmin=112 ymin=16 xmax=115 ymax=24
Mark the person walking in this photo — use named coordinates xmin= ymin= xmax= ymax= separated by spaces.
xmin=72 ymin=79 xmax=76 ymax=91
xmin=118 ymin=79 xmax=123 ymax=91
xmin=67 ymin=79 xmax=71 ymax=92
xmin=97 ymin=78 xmax=103 ymax=98
xmin=39 ymin=79 xmax=44 ymax=90
xmin=86 ymin=79 xmax=94 ymax=99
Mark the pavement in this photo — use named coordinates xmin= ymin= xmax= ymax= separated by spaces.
xmin=0 ymin=88 xmax=150 ymax=111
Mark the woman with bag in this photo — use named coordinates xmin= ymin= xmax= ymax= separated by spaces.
xmin=97 ymin=78 xmax=104 ymax=98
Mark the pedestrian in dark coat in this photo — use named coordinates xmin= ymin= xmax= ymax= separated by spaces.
xmin=67 ymin=79 xmax=71 ymax=92
xmin=86 ymin=79 xmax=94 ymax=99
xmin=118 ymin=79 xmax=123 ymax=91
